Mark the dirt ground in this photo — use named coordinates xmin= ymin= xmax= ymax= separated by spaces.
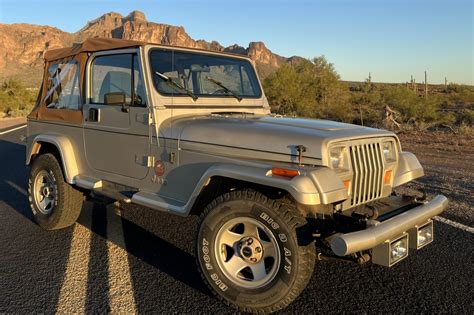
xmin=395 ymin=130 xmax=474 ymax=226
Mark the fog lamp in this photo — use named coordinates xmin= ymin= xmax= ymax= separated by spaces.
xmin=372 ymin=233 xmax=409 ymax=267
xmin=408 ymin=220 xmax=434 ymax=249
xmin=390 ymin=236 xmax=408 ymax=264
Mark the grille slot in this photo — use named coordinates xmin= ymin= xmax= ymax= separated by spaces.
xmin=349 ymin=142 xmax=384 ymax=206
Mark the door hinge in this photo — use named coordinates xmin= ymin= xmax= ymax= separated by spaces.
xmin=169 ymin=152 xmax=176 ymax=164
xmin=136 ymin=113 xmax=154 ymax=125
xmin=135 ymin=155 xmax=155 ymax=167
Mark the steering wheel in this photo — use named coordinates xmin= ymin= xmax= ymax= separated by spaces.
xmin=211 ymin=88 xmax=228 ymax=95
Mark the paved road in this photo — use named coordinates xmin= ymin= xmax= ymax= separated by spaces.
xmin=0 ymin=126 xmax=473 ymax=313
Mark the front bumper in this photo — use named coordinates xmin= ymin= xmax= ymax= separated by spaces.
xmin=330 ymin=195 xmax=448 ymax=256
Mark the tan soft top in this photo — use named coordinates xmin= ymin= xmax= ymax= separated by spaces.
xmin=44 ymin=38 xmax=146 ymax=61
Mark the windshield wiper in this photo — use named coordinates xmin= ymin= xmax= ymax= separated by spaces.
xmin=154 ymin=71 xmax=198 ymax=101
xmin=206 ymin=76 xmax=243 ymax=102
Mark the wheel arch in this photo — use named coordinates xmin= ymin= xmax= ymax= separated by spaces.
xmin=186 ymin=163 xmax=344 ymax=216
xmin=27 ymin=135 xmax=79 ymax=184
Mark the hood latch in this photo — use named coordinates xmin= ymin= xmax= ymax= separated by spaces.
xmin=296 ymin=145 xmax=307 ymax=166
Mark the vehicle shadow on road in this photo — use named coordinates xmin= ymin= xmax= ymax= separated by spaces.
xmin=77 ymin=200 xmax=213 ymax=312
xmin=0 ymin=138 xmax=77 ymax=313
xmin=1 ymin=138 xmax=213 ymax=312
xmin=0 ymin=139 xmax=35 ymax=222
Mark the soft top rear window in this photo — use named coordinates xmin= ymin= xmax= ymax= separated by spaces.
xmin=149 ymin=49 xmax=262 ymax=98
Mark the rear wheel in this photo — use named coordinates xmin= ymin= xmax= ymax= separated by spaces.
xmin=28 ymin=153 xmax=84 ymax=230
xmin=196 ymin=190 xmax=316 ymax=313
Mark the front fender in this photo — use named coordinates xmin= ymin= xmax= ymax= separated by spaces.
xmin=393 ymin=152 xmax=424 ymax=187
xmin=26 ymin=134 xmax=79 ymax=184
xmin=187 ymin=164 xmax=348 ymax=212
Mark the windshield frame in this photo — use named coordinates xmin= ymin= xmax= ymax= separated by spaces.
xmin=148 ymin=47 xmax=263 ymax=100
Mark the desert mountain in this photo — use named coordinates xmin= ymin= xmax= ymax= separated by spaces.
xmin=0 ymin=10 xmax=300 ymax=86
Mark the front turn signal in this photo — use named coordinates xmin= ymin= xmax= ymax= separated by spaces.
xmin=271 ymin=167 xmax=300 ymax=178
xmin=384 ymin=170 xmax=393 ymax=184
xmin=343 ymin=180 xmax=351 ymax=189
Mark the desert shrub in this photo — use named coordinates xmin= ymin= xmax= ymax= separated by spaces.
xmin=350 ymin=79 xmax=385 ymax=126
xmin=0 ymin=78 xmax=38 ymax=117
xmin=264 ymin=56 xmax=353 ymax=122
xmin=382 ymin=86 xmax=443 ymax=126
xmin=456 ymin=109 xmax=474 ymax=125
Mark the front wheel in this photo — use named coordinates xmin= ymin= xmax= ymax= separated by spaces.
xmin=196 ymin=190 xmax=316 ymax=313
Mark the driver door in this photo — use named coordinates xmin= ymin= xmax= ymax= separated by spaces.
xmin=83 ymin=50 xmax=150 ymax=181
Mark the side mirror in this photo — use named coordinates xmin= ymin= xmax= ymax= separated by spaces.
xmin=104 ymin=92 xmax=125 ymax=105
xmin=104 ymin=92 xmax=129 ymax=113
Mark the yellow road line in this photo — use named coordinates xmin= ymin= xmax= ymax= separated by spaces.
xmin=57 ymin=223 xmax=92 ymax=313
xmin=106 ymin=206 xmax=137 ymax=313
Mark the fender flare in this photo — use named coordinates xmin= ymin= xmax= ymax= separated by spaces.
xmin=393 ymin=151 xmax=424 ymax=187
xmin=26 ymin=134 xmax=79 ymax=184
xmin=182 ymin=163 xmax=348 ymax=215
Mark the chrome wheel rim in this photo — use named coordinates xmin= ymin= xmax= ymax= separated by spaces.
xmin=33 ymin=170 xmax=56 ymax=215
xmin=214 ymin=217 xmax=281 ymax=289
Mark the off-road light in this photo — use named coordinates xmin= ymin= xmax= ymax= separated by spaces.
xmin=408 ymin=220 xmax=434 ymax=249
xmin=372 ymin=233 xmax=409 ymax=267
xmin=390 ymin=236 xmax=408 ymax=264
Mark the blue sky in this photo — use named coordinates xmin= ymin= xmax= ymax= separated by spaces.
xmin=1 ymin=0 xmax=472 ymax=84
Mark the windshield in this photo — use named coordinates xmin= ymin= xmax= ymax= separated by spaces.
xmin=149 ymin=49 xmax=262 ymax=98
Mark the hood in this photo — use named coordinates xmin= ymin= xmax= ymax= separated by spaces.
xmin=163 ymin=114 xmax=395 ymax=165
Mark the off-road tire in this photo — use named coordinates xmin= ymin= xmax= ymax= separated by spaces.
xmin=28 ymin=153 xmax=84 ymax=230
xmin=196 ymin=190 xmax=316 ymax=313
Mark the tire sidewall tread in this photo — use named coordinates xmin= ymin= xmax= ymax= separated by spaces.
xmin=28 ymin=153 xmax=83 ymax=230
xmin=196 ymin=190 xmax=316 ymax=313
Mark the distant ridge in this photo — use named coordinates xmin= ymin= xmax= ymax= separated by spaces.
xmin=0 ymin=10 xmax=302 ymax=86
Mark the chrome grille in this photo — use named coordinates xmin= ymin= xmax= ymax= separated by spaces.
xmin=349 ymin=142 xmax=384 ymax=206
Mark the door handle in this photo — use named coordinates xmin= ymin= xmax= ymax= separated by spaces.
xmin=88 ymin=108 xmax=99 ymax=122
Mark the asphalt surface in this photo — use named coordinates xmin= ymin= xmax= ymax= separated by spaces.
xmin=0 ymin=125 xmax=473 ymax=313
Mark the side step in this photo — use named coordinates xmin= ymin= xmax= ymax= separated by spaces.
xmin=75 ymin=175 xmax=102 ymax=190
xmin=93 ymin=187 xmax=133 ymax=204
xmin=132 ymin=191 xmax=187 ymax=215
xmin=75 ymin=176 xmax=137 ymax=204
xmin=74 ymin=176 xmax=188 ymax=214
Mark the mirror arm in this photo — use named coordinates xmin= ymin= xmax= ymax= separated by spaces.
xmin=121 ymin=103 xmax=130 ymax=113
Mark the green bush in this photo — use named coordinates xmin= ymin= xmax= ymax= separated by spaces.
xmin=0 ymin=78 xmax=38 ymax=117
xmin=264 ymin=56 xmax=352 ymax=122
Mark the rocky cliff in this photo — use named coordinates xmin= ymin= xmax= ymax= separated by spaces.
xmin=0 ymin=10 xmax=296 ymax=86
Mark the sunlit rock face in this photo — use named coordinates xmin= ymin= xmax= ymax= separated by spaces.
xmin=0 ymin=10 xmax=294 ymax=85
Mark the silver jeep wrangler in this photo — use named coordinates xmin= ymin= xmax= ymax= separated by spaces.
xmin=26 ymin=38 xmax=447 ymax=313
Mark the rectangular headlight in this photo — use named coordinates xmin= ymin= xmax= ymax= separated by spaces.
xmin=382 ymin=140 xmax=397 ymax=163
xmin=372 ymin=233 xmax=409 ymax=267
xmin=408 ymin=220 xmax=434 ymax=249
xmin=329 ymin=146 xmax=348 ymax=171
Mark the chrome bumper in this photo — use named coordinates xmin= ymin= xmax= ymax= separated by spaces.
xmin=330 ymin=195 xmax=448 ymax=256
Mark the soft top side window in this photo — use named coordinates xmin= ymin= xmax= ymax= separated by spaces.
xmin=91 ymin=53 xmax=146 ymax=106
xmin=44 ymin=60 xmax=81 ymax=110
